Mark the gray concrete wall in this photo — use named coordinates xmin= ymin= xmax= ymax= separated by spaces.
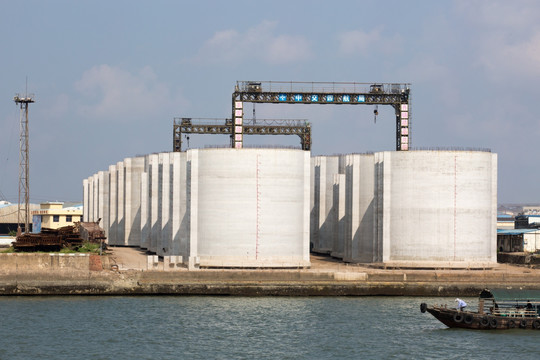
xmin=140 ymin=167 xmax=149 ymax=249
xmin=490 ymin=154 xmax=498 ymax=262
xmin=310 ymin=157 xmax=316 ymax=252
xmin=186 ymin=150 xmax=198 ymax=268
xmin=98 ymin=171 xmax=110 ymax=236
xmin=158 ymin=153 xmax=171 ymax=255
xmin=116 ymin=161 xmax=125 ymax=246
xmin=0 ymin=253 xmax=93 ymax=272
xmin=188 ymin=148 xmax=310 ymax=268
xmin=343 ymin=154 xmax=376 ymax=263
xmin=310 ymin=157 xmax=321 ymax=252
xmin=92 ymin=173 xmax=99 ymax=222
xmin=149 ymin=154 xmax=160 ymax=253
xmin=331 ymin=174 xmax=345 ymax=259
xmin=82 ymin=178 xmax=89 ymax=222
xmin=108 ymin=164 xmax=117 ymax=244
xmin=124 ymin=157 xmax=144 ymax=247
xmin=312 ymin=156 xmax=340 ymax=254
xmin=378 ymin=150 xmax=497 ymax=265
xmin=83 ymin=149 xmax=496 ymax=268
xmin=172 ymin=152 xmax=188 ymax=257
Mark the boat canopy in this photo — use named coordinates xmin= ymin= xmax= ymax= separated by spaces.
xmin=480 ymin=288 xmax=540 ymax=301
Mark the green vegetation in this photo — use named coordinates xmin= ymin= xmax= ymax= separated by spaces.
xmin=61 ymin=242 xmax=102 ymax=254
xmin=1 ymin=242 xmax=102 ymax=254
xmin=8 ymin=230 xmax=16 ymax=237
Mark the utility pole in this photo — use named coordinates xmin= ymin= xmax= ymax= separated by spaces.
xmin=14 ymin=93 xmax=35 ymax=235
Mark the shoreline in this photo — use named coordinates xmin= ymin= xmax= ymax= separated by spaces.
xmin=2 ymin=251 xmax=540 ymax=296
xmin=2 ymin=267 xmax=540 ymax=296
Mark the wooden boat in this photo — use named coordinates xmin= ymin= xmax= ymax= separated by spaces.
xmin=421 ymin=289 xmax=540 ymax=330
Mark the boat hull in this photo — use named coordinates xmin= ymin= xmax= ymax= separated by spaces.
xmin=422 ymin=305 xmax=540 ymax=330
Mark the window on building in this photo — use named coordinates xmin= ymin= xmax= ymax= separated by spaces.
xmin=53 ymin=215 xmax=59 ymax=222
xmin=66 ymin=215 xmax=72 ymax=222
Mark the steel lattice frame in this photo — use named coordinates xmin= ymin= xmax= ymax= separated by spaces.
xmin=14 ymin=94 xmax=34 ymax=234
xmin=232 ymin=81 xmax=411 ymax=151
xmin=173 ymin=118 xmax=311 ymax=152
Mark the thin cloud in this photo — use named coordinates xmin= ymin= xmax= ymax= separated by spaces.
xmin=456 ymin=0 xmax=539 ymax=29
xmin=74 ymin=65 xmax=187 ymax=121
xmin=338 ymin=29 xmax=380 ymax=54
xmin=400 ymin=55 xmax=459 ymax=107
xmin=44 ymin=93 xmax=70 ymax=121
xmin=456 ymin=0 xmax=540 ymax=80
xmin=193 ymin=21 xmax=312 ymax=65
xmin=477 ymin=32 xmax=540 ymax=79
xmin=337 ymin=28 xmax=402 ymax=56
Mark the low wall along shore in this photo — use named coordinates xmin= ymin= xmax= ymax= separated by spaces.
xmin=0 ymin=253 xmax=108 ymax=273
xmin=2 ymin=253 xmax=540 ymax=296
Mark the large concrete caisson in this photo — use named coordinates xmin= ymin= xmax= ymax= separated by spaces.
xmin=187 ymin=148 xmax=310 ymax=268
xmin=310 ymin=150 xmax=497 ymax=267
xmin=374 ymin=150 xmax=497 ymax=266
xmin=84 ymin=148 xmax=310 ymax=268
xmin=112 ymin=158 xmax=145 ymax=246
xmin=343 ymin=153 xmax=376 ymax=263
xmin=311 ymin=156 xmax=341 ymax=254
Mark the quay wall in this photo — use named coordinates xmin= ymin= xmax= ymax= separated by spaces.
xmin=0 ymin=253 xmax=109 ymax=273
xmin=1 ymin=254 xmax=540 ymax=296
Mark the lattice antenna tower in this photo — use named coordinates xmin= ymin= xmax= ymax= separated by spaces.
xmin=14 ymin=88 xmax=35 ymax=235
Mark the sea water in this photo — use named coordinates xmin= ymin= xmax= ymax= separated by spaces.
xmin=0 ymin=296 xmax=539 ymax=360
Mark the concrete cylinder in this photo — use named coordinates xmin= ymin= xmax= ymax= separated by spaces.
xmin=108 ymin=164 xmax=117 ymax=244
xmin=376 ymin=150 xmax=497 ymax=265
xmin=124 ymin=157 xmax=144 ymax=246
xmin=343 ymin=153 xmax=376 ymax=263
xmin=331 ymin=173 xmax=346 ymax=259
xmin=311 ymin=155 xmax=340 ymax=254
xmin=188 ymin=148 xmax=310 ymax=268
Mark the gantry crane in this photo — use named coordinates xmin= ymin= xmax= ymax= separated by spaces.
xmin=231 ymin=81 xmax=411 ymax=151
xmin=173 ymin=117 xmax=311 ymax=152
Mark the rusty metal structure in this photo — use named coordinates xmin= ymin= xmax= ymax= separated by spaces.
xmin=12 ymin=222 xmax=106 ymax=252
xmin=173 ymin=117 xmax=311 ymax=152
xmin=232 ymin=81 xmax=411 ymax=151
xmin=12 ymin=225 xmax=82 ymax=251
xmin=78 ymin=221 xmax=106 ymax=243
xmin=14 ymin=93 xmax=35 ymax=234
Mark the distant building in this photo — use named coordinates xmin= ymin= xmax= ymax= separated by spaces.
xmin=515 ymin=215 xmax=540 ymax=229
xmin=31 ymin=202 xmax=83 ymax=232
xmin=0 ymin=201 xmax=40 ymax=234
xmin=497 ymin=214 xmax=515 ymax=229
xmin=497 ymin=228 xmax=540 ymax=253
xmin=523 ymin=206 xmax=540 ymax=215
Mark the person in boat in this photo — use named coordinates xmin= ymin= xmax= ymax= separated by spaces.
xmin=526 ymin=300 xmax=534 ymax=316
xmin=455 ymin=298 xmax=467 ymax=311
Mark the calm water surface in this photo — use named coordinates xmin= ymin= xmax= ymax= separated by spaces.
xmin=0 ymin=296 xmax=539 ymax=359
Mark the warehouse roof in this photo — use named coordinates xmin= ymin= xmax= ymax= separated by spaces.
xmin=497 ymin=228 xmax=540 ymax=235
xmin=0 ymin=201 xmax=13 ymax=209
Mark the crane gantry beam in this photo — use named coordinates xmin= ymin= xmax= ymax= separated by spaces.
xmin=231 ymin=81 xmax=411 ymax=151
xmin=173 ymin=118 xmax=311 ymax=152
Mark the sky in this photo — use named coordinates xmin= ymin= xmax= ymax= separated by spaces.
xmin=0 ymin=0 xmax=539 ymax=204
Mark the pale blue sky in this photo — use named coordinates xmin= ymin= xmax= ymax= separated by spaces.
xmin=1 ymin=0 xmax=539 ymax=204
